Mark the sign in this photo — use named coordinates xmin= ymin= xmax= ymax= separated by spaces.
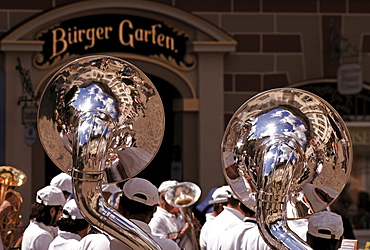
xmin=22 ymin=105 xmax=37 ymax=125
xmin=24 ymin=125 xmax=37 ymax=147
xmin=337 ymin=63 xmax=363 ymax=95
xmin=339 ymin=239 xmax=358 ymax=250
xmin=34 ymin=14 xmax=195 ymax=70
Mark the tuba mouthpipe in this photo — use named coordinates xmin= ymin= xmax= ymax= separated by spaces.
xmin=255 ymin=134 xmax=312 ymax=249
xmin=72 ymin=175 xmax=161 ymax=249
xmin=69 ymin=105 xmax=162 ymax=249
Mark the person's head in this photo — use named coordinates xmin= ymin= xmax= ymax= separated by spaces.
xmin=50 ymin=173 xmax=73 ymax=200
xmin=119 ymin=177 xmax=159 ymax=223
xmin=239 ymin=202 xmax=255 ymax=217
xmin=30 ymin=186 xmax=66 ymax=226
xmin=102 ymin=183 xmax=122 ymax=202
xmin=157 ymin=180 xmax=179 ymax=214
xmin=57 ymin=199 xmax=89 ymax=238
xmin=306 ymin=211 xmax=344 ymax=250
xmin=218 ymin=186 xmax=240 ymax=209
xmin=208 ymin=185 xmax=231 ymax=216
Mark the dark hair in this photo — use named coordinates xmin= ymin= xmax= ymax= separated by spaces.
xmin=213 ymin=202 xmax=227 ymax=214
xmin=57 ymin=217 xmax=89 ymax=234
xmin=306 ymin=233 xmax=342 ymax=250
xmin=119 ymin=193 xmax=155 ymax=216
xmin=240 ymin=203 xmax=255 ymax=217
xmin=228 ymin=196 xmax=240 ymax=207
xmin=29 ymin=202 xmax=60 ymax=226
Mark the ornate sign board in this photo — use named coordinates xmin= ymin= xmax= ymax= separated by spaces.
xmin=337 ymin=63 xmax=363 ymax=95
xmin=33 ymin=14 xmax=195 ymax=70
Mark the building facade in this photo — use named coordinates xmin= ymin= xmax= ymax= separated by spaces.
xmin=1 ymin=0 xmax=370 ymax=246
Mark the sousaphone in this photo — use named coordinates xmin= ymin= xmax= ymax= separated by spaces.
xmin=221 ymin=88 xmax=352 ymax=249
xmin=38 ymin=55 xmax=165 ymax=249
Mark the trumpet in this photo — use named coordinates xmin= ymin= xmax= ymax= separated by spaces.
xmin=164 ymin=182 xmax=201 ymax=250
xmin=0 ymin=166 xmax=27 ymax=250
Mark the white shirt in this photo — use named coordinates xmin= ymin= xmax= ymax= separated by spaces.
xmin=218 ymin=217 xmax=258 ymax=249
xmin=216 ymin=218 xmax=308 ymax=250
xmin=77 ymin=219 xmax=180 ymax=250
xmin=199 ymin=215 xmax=215 ymax=249
xmin=200 ymin=206 xmax=244 ymax=250
xmin=48 ymin=231 xmax=81 ymax=250
xmin=149 ymin=207 xmax=192 ymax=249
xmin=287 ymin=218 xmax=308 ymax=241
xmin=232 ymin=226 xmax=271 ymax=250
xmin=22 ymin=220 xmax=56 ymax=250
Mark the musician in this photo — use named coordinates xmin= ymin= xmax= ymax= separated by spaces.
xmin=77 ymin=178 xmax=180 ymax=250
xmin=22 ymin=186 xmax=66 ymax=250
xmin=199 ymin=185 xmax=231 ymax=249
xmin=149 ymin=180 xmax=200 ymax=250
xmin=199 ymin=187 xmax=244 ymax=250
xmin=0 ymin=190 xmax=19 ymax=250
xmin=217 ymin=203 xmax=258 ymax=250
xmin=101 ymin=183 xmax=121 ymax=205
xmin=48 ymin=199 xmax=89 ymax=249
xmin=50 ymin=172 xmax=73 ymax=200
xmin=205 ymin=185 xmax=230 ymax=221
xmin=306 ymin=210 xmax=344 ymax=250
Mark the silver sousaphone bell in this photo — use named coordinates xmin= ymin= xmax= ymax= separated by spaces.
xmin=38 ymin=55 xmax=165 ymax=249
xmin=221 ymin=88 xmax=352 ymax=249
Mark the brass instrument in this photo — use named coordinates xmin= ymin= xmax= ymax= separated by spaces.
xmin=164 ymin=182 xmax=201 ymax=250
xmin=221 ymin=88 xmax=352 ymax=249
xmin=38 ymin=55 xmax=164 ymax=249
xmin=0 ymin=166 xmax=27 ymax=250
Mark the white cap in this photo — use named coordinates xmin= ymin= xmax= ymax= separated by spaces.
xmin=50 ymin=173 xmax=72 ymax=194
xmin=158 ymin=180 xmax=179 ymax=193
xmin=308 ymin=211 xmax=344 ymax=240
xmin=36 ymin=186 xmax=66 ymax=206
xmin=62 ymin=199 xmax=84 ymax=220
xmin=102 ymin=183 xmax=121 ymax=194
xmin=209 ymin=185 xmax=233 ymax=204
xmin=123 ymin=178 xmax=159 ymax=206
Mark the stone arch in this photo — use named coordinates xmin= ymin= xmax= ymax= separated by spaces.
xmin=0 ymin=0 xmax=236 ymax=218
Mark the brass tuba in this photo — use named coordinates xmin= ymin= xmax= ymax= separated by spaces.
xmin=37 ymin=55 xmax=165 ymax=249
xmin=0 ymin=166 xmax=27 ymax=250
xmin=221 ymin=88 xmax=352 ymax=249
xmin=164 ymin=182 xmax=201 ymax=250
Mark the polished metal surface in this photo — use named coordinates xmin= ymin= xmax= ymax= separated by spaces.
xmin=38 ymin=55 xmax=164 ymax=249
xmin=164 ymin=182 xmax=201 ymax=250
xmin=221 ymin=88 xmax=352 ymax=249
xmin=0 ymin=166 xmax=27 ymax=249
xmin=0 ymin=166 xmax=27 ymax=187
xmin=164 ymin=182 xmax=201 ymax=208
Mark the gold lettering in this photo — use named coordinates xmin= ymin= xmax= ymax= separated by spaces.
xmin=73 ymin=27 xmax=78 ymax=43
xmin=151 ymin=24 xmax=161 ymax=45
xmin=144 ymin=30 xmax=151 ymax=42
xmin=166 ymin=36 xmax=175 ymax=51
xmin=51 ymin=28 xmax=68 ymax=59
xmin=78 ymin=30 xmax=85 ymax=42
xmin=84 ymin=28 xmax=96 ymax=49
xmin=135 ymin=29 xmax=144 ymax=42
xmin=96 ymin=27 xmax=104 ymax=40
xmin=157 ymin=34 xmax=165 ymax=47
xmin=67 ymin=28 xmax=73 ymax=44
xmin=119 ymin=20 xmax=134 ymax=48
xmin=105 ymin=27 xmax=113 ymax=39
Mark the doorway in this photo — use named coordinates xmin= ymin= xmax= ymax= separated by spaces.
xmin=44 ymin=74 xmax=181 ymax=188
